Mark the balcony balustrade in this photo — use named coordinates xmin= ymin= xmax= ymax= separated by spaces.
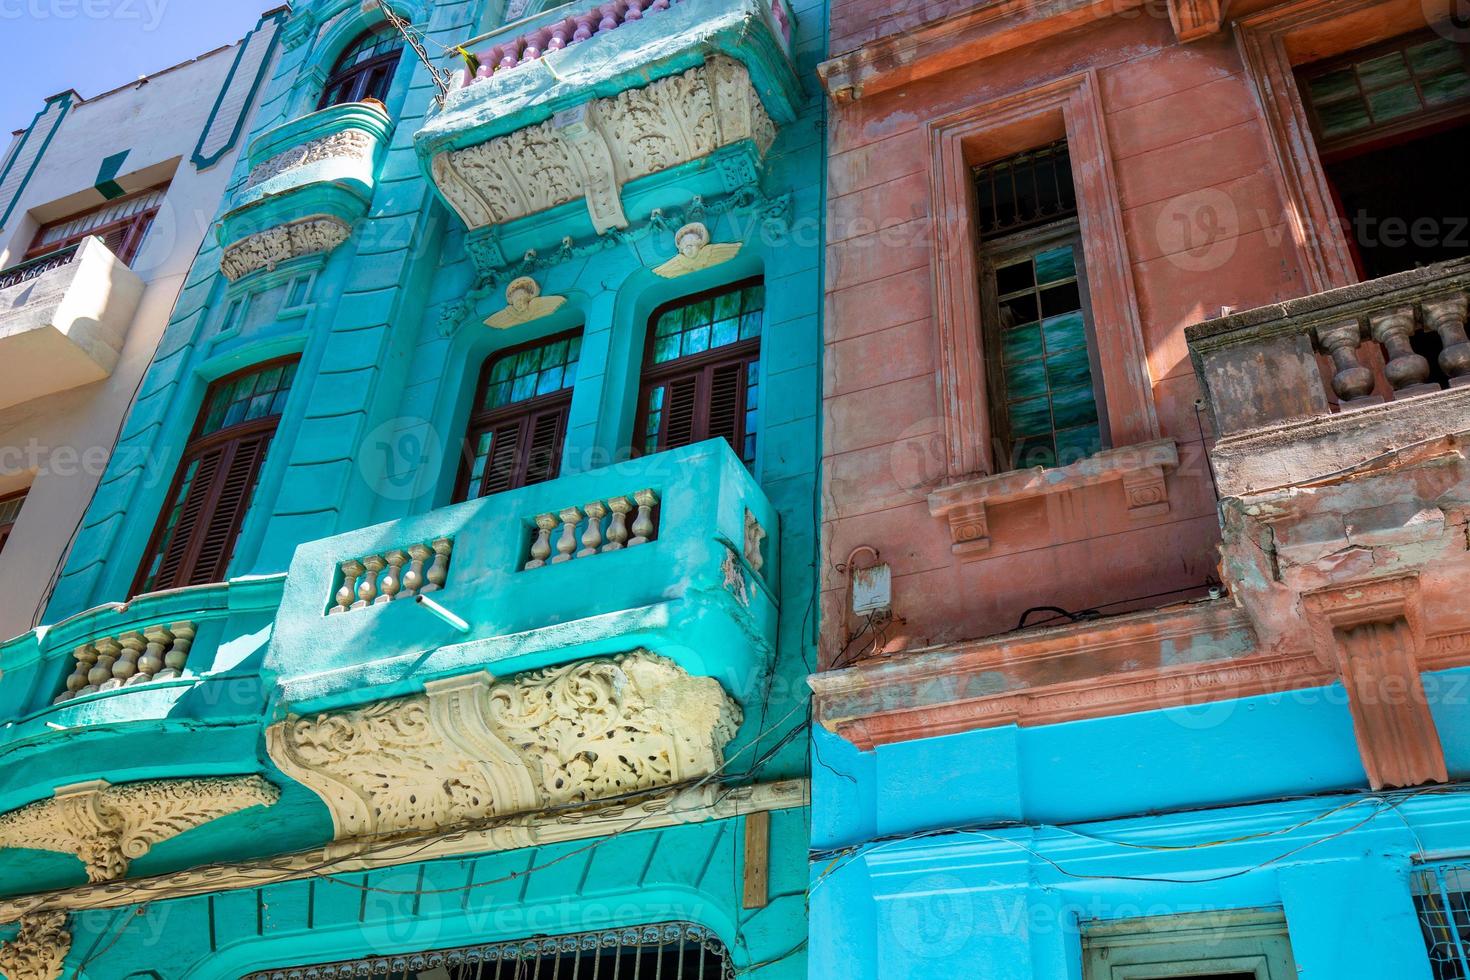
xmin=269 ymin=439 xmax=777 ymax=712
xmin=217 ymin=101 xmax=393 ymax=282
xmin=0 ymin=236 xmax=144 ymax=410
xmin=1188 ymin=258 xmax=1470 ymax=495
xmin=414 ymin=0 xmax=801 ymax=261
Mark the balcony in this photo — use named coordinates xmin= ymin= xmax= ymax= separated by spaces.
xmin=1188 ymin=257 xmax=1470 ymax=496
xmin=0 ymin=237 xmax=144 ymax=410
xmin=268 ymin=439 xmax=777 ymax=709
xmin=217 ymin=101 xmax=393 ymax=282
xmin=414 ymin=0 xmax=800 ymax=261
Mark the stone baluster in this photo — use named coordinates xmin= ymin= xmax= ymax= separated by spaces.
xmin=1315 ymin=320 xmax=1377 ymax=406
xmin=604 ymin=497 xmax=632 ymax=552
xmin=548 ymin=17 xmax=575 ymax=48
xmin=61 ymin=643 xmax=97 ymax=699
xmin=597 ymin=2 xmax=621 ymax=32
xmin=499 ymin=37 xmax=523 ymax=70
xmin=159 ymin=623 xmax=194 ymax=680
xmin=88 ymin=637 xmax=121 ymax=693
xmin=377 ymin=550 xmax=407 ymax=604
xmin=573 ymin=12 xmax=597 ymax=40
xmin=332 ymin=560 xmax=363 ymax=615
xmin=1368 ymin=306 xmax=1433 ymax=396
xmin=139 ymin=625 xmax=173 ymax=682
xmin=402 ymin=544 xmax=430 ymax=597
xmin=526 ymin=515 xmax=558 ymax=570
xmin=1424 ymin=293 xmax=1470 ymax=386
xmin=554 ymin=507 xmax=583 ymax=563
xmin=579 ymin=501 xmax=608 ymax=557
xmin=523 ymin=26 xmax=550 ymax=59
xmin=423 ymin=539 xmax=453 ymax=592
xmin=626 ymin=0 xmax=645 ymax=19
xmin=354 ymin=554 xmax=385 ymax=609
xmin=113 ymin=631 xmax=146 ymax=685
xmin=629 ymin=489 xmax=659 ymax=546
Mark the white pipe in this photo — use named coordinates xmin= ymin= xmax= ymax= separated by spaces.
xmin=415 ymin=594 xmax=471 ymax=633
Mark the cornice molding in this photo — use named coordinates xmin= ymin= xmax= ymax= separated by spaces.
xmin=0 ymin=777 xmax=279 ymax=883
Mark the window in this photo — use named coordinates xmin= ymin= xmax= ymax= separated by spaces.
xmin=1082 ymin=910 xmax=1298 ymax=980
xmin=1414 ymin=862 xmax=1470 ymax=979
xmin=134 ymin=360 xmax=296 ymax=595
xmin=636 ymin=281 xmax=763 ymax=468
xmin=0 ymin=490 xmax=27 ymax=556
xmin=27 ymin=185 xmax=165 ymax=267
xmin=975 ymin=141 xmax=1104 ymax=471
xmin=1299 ymin=32 xmax=1470 ymax=279
xmin=454 ymin=332 xmax=581 ymax=503
xmin=240 ymin=922 xmax=735 ymax=979
xmin=319 ymin=26 xmax=404 ymax=109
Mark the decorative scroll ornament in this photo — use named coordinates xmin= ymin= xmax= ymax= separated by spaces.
xmin=485 ymin=276 xmax=567 ymax=329
xmin=220 ymin=216 xmax=351 ymax=282
xmin=653 ymin=222 xmax=742 ymax=279
xmin=430 ymin=55 xmax=776 ymax=235
xmin=0 ymin=776 xmax=280 ymax=883
xmin=267 ymin=652 xmax=743 ymax=840
xmin=0 ymin=913 xmax=70 ymax=980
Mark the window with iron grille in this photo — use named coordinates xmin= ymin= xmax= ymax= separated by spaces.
xmin=1414 ymin=862 xmax=1470 ymax=978
xmin=320 ymin=25 xmax=404 ymax=109
xmin=974 ymin=141 xmax=1105 ymax=472
xmin=26 ymin=185 xmax=166 ymax=267
xmin=133 ymin=360 xmax=296 ymax=596
xmin=636 ymin=281 xmax=763 ymax=468
xmin=241 ymin=922 xmax=735 ymax=980
xmin=0 ymin=490 xmax=27 ymax=557
xmin=454 ymin=332 xmax=581 ymax=503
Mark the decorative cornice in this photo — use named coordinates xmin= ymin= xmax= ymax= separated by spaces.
xmin=267 ymin=652 xmax=742 ymax=840
xmin=246 ymin=129 xmax=377 ymax=189
xmin=0 ymin=913 xmax=69 ymax=980
xmin=0 ymin=780 xmax=808 ymax=923
xmin=0 ymin=777 xmax=279 ymax=883
xmin=429 ymin=56 xmax=775 ymax=235
xmin=219 ymin=215 xmax=351 ymax=282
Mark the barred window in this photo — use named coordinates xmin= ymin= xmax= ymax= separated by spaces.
xmin=454 ymin=332 xmax=581 ymax=503
xmin=1415 ymin=863 xmax=1470 ymax=979
xmin=242 ymin=922 xmax=735 ymax=980
xmin=636 ymin=281 xmax=763 ymax=468
xmin=134 ymin=360 xmax=296 ymax=595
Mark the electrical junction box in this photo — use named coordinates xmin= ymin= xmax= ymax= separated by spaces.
xmin=852 ymin=562 xmax=892 ymax=615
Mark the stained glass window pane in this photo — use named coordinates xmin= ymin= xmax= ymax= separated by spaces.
xmin=650 ymin=284 xmax=765 ymax=364
xmin=479 ymin=334 xmax=581 ymax=411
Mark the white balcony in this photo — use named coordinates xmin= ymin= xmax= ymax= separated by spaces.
xmin=0 ymin=236 xmax=144 ymax=409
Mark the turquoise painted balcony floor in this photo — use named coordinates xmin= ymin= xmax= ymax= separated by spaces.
xmin=268 ymin=439 xmax=779 ymax=715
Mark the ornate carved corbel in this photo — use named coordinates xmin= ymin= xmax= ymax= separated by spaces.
xmin=0 ymin=913 xmax=70 ymax=980
xmin=1167 ymin=0 xmax=1231 ymax=42
xmin=0 ymin=777 xmax=280 ymax=883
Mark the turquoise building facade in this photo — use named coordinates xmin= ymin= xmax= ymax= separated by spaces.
xmin=0 ymin=0 xmax=824 ymax=975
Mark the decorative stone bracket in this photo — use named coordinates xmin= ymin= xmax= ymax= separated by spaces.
xmin=0 ymin=776 xmax=280 ymax=883
xmin=0 ymin=913 xmax=70 ymax=980
xmin=1166 ymin=0 xmax=1230 ymax=42
xmin=1302 ymin=575 xmax=1448 ymax=790
xmin=219 ymin=216 xmax=351 ymax=282
xmin=266 ymin=651 xmax=742 ymax=841
xmin=429 ymin=55 xmax=776 ymax=236
xmin=927 ymin=439 xmax=1179 ymax=559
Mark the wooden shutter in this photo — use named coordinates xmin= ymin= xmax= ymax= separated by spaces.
xmin=706 ymin=361 xmax=745 ymax=451
xmin=480 ymin=419 xmax=527 ymax=497
xmin=522 ymin=407 xmax=567 ymax=486
xmin=661 ymin=375 xmax=701 ymax=451
xmin=188 ymin=432 xmax=270 ymax=586
xmin=149 ymin=447 xmax=225 ymax=591
xmin=466 ymin=402 xmax=570 ymax=500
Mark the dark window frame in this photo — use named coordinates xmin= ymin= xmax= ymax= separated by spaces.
xmin=318 ymin=26 xmax=405 ymax=110
xmin=26 ymin=184 xmax=167 ymax=267
xmin=634 ymin=279 xmax=764 ymax=467
xmin=978 ymin=215 xmax=1109 ymax=472
xmin=132 ymin=358 xmax=296 ymax=597
xmin=453 ymin=330 xmax=581 ymax=503
xmin=0 ymin=489 xmax=27 ymax=557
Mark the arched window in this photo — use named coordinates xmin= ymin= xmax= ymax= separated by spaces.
xmin=134 ymin=360 xmax=297 ymax=595
xmin=636 ymin=281 xmax=764 ymax=468
xmin=318 ymin=25 xmax=404 ymax=109
xmin=453 ymin=332 xmax=582 ymax=503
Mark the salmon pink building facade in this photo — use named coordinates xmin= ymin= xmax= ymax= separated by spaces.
xmin=809 ymin=0 xmax=1470 ymax=977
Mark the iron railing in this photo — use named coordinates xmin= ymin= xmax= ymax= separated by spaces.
xmin=0 ymin=243 xmax=81 ymax=291
xmin=1414 ymin=862 xmax=1470 ymax=979
xmin=243 ymin=923 xmax=735 ymax=980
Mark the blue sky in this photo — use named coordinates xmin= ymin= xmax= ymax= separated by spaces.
xmin=0 ymin=2 xmax=267 ymax=137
